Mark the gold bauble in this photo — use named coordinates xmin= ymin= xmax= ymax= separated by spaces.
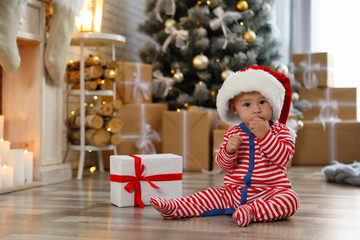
xmin=221 ymin=69 xmax=233 ymax=81
xmin=292 ymin=92 xmax=300 ymax=102
xmin=276 ymin=64 xmax=289 ymax=75
xmin=236 ymin=0 xmax=248 ymax=12
xmin=243 ymin=29 xmax=256 ymax=44
xmin=173 ymin=69 xmax=184 ymax=83
xmin=165 ymin=19 xmax=176 ymax=28
xmin=193 ymin=54 xmax=209 ymax=70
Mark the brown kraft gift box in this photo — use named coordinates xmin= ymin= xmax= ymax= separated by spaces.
xmin=212 ymin=129 xmax=227 ymax=171
xmin=118 ymin=103 xmax=168 ymax=154
xmin=162 ymin=110 xmax=216 ymax=171
xmin=293 ymin=52 xmax=334 ymax=88
xmin=116 ymin=62 xmax=152 ymax=103
xmin=299 ymin=87 xmax=357 ymax=120
xmin=292 ymin=120 xmax=360 ymax=166
xmin=102 ymin=103 xmax=167 ymax=170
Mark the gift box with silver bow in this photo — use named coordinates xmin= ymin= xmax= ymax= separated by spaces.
xmin=117 ymin=103 xmax=168 ymax=155
xmin=299 ymin=87 xmax=357 ymax=120
xmin=293 ymin=120 xmax=360 ymax=166
xmin=116 ymin=62 xmax=153 ymax=103
xmin=293 ymin=52 xmax=334 ymax=89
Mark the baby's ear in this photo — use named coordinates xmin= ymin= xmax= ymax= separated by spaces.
xmin=228 ymin=101 xmax=237 ymax=114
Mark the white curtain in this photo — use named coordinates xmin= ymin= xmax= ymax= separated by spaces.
xmin=287 ymin=0 xmax=360 ymax=120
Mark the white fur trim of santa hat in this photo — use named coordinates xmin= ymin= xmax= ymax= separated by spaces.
xmin=216 ymin=68 xmax=285 ymax=126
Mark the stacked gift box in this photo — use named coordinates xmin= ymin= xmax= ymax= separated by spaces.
xmin=162 ymin=109 xmax=217 ymax=171
xmin=292 ymin=52 xmax=358 ymax=165
xmin=104 ymin=62 xmax=218 ymax=172
xmin=103 ymin=62 xmax=165 ymax=169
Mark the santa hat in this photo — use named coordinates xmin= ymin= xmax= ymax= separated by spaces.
xmin=216 ymin=65 xmax=292 ymax=126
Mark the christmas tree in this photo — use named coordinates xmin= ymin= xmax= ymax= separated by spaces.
xmin=138 ymin=0 xmax=310 ymax=119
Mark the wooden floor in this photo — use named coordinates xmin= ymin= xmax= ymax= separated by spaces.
xmin=1 ymin=166 xmax=360 ymax=240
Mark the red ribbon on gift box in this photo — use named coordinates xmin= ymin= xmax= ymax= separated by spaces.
xmin=110 ymin=155 xmax=182 ymax=208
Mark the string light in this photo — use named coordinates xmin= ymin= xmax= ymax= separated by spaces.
xmin=176 ymin=108 xmax=181 ymax=112
xmin=108 ymin=69 xmax=116 ymax=78
xmin=93 ymin=96 xmax=98 ymax=100
xmin=90 ymin=166 xmax=96 ymax=173
xmin=93 ymin=56 xmax=100 ymax=64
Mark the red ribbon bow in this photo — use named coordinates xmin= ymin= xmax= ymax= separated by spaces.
xmin=110 ymin=155 xmax=182 ymax=208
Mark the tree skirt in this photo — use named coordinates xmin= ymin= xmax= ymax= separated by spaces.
xmin=322 ymin=161 xmax=360 ymax=186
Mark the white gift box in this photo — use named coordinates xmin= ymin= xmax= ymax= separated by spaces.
xmin=110 ymin=154 xmax=183 ymax=207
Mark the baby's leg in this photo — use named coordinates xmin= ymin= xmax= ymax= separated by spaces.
xmin=150 ymin=186 xmax=238 ymax=219
xmin=233 ymin=188 xmax=299 ymax=227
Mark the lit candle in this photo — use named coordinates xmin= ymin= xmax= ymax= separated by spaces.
xmin=24 ymin=149 xmax=33 ymax=184
xmin=0 ymin=115 xmax=4 ymax=139
xmin=1 ymin=165 xmax=14 ymax=188
xmin=0 ymin=138 xmax=10 ymax=165
xmin=6 ymin=149 xmax=25 ymax=186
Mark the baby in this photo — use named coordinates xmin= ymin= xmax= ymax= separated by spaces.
xmin=150 ymin=66 xmax=299 ymax=227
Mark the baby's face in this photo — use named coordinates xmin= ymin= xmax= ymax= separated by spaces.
xmin=229 ymin=91 xmax=273 ymax=125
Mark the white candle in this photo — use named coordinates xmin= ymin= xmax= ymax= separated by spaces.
xmin=0 ymin=157 xmax=1 ymax=187
xmin=0 ymin=115 xmax=4 ymax=139
xmin=0 ymin=138 xmax=10 ymax=165
xmin=6 ymin=149 xmax=25 ymax=186
xmin=24 ymin=149 xmax=33 ymax=184
xmin=1 ymin=165 xmax=14 ymax=188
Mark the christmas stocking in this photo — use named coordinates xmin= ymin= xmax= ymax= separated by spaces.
xmin=44 ymin=0 xmax=83 ymax=85
xmin=0 ymin=0 xmax=28 ymax=72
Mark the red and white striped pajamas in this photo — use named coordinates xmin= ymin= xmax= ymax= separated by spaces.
xmin=150 ymin=122 xmax=299 ymax=227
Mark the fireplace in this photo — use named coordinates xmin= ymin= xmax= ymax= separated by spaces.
xmin=0 ymin=0 xmax=71 ymax=185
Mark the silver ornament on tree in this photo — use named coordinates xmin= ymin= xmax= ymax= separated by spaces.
xmin=276 ymin=64 xmax=289 ymax=75
xmin=297 ymin=120 xmax=304 ymax=130
xmin=262 ymin=2 xmax=271 ymax=11
xmin=173 ymin=69 xmax=184 ymax=82
xmin=193 ymin=53 xmax=209 ymax=70
xmin=195 ymin=26 xmax=207 ymax=38
xmin=292 ymin=92 xmax=300 ymax=102
xmin=221 ymin=69 xmax=233 ymax=81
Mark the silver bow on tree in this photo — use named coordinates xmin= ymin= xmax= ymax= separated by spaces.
xmin=152 ymin=70 xmax=174 ymax=98
xmin=209 ymin=6 xmax=241 ymax=49
xmin=135 ymin=123 xmax=162 ymax=154
xmin=162 ymin=26 xmax=189 ymax=53
xmin=155 ymin=0 xmax=176 ymax=22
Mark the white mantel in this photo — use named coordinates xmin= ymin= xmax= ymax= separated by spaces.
xmin=1 ymin=0 xmax=71 ymax=184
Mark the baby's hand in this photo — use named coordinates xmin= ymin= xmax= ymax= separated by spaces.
xmin=248 ymin=117 xmax=270 ymax=139
xmin=225 ymin=135 xmax=243 ymax=154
